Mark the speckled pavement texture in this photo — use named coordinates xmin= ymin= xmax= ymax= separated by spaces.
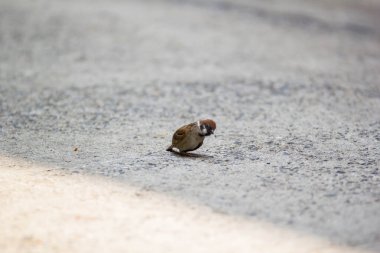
xmin=0 ymin=0 xmax=380 ymax=251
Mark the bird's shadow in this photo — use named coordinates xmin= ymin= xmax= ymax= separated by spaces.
xmin=168 ymin=151 xmax=213 ymax=159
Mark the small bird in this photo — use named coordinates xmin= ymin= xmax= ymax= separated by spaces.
xmin=166 ymin=119 xmax=216 ymax=153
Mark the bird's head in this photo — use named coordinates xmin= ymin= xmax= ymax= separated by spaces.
xmin=198 ymin=119 xmax=216 ymax=136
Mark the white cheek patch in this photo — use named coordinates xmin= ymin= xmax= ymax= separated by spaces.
xmin=202 ymin=128 xmax=207 ymax=134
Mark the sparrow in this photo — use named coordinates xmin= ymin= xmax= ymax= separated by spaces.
xmin=166 ymin=119 xmax=216 ymax=153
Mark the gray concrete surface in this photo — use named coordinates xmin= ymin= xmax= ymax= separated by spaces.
xmin=1 ymin=0 xmax=380 ymax=251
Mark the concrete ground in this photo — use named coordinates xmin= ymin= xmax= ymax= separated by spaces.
xmin=0 ymin=0 xmax=380 ymax=252
xmin=1 ymin=156 xmax=368 ymax=253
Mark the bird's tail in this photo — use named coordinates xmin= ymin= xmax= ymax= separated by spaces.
xmin=166 ymin=145 xmax=174 ymax=152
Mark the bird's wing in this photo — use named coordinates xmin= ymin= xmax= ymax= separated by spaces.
xmin=172 ymin=122 xmax=196 ymax=145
